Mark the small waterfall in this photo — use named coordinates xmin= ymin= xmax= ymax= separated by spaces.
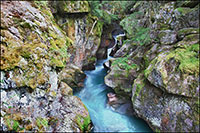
xmin=75 ymin=31 xmax=152 ymax=132
xmin=111 ymin=33 xmax=126 ymax=53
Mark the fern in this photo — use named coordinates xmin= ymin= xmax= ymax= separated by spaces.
xmin=112 ymin=56 xmax=138 ymax=72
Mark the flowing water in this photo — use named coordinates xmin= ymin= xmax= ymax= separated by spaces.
xmin=75 ymin=49 xmax=152 ymax=132
xmin=75 ymin=33 xmax=152 ymax=132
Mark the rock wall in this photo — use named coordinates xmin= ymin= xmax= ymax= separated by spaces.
xmin=0 ymin=1 xmax=95 ymax=132
xmin=105 ymin=1 xmax=199 ymax=132
xmin=49 ymin=1 xmax=103 ymax=70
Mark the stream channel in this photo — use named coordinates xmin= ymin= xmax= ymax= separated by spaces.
xmin=75 ymin=34 xmax=152 ymax=132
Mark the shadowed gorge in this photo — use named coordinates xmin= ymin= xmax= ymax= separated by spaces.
xmin=0 ymin=1 xmax=199 ymax=132
xmin=75 ymin=48 xmax=152 ymax=132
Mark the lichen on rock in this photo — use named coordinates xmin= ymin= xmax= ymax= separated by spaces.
xmin=0 ymin=1 xmax=92 ymax=132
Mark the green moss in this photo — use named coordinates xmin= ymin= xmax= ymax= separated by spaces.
xmin=75 ymin=104 xmax=91 ymax=132
xmin=178 ymin=28 xmax=199 ymax=38
xmin=112 ymin=56 xmax=138 ymax=72
xmin=190 ymin=43 xmax=199 ymax=52
xmin=183 ymin=34 xmax=199 ymax=42
xmin=114 ymin=72 xmax=121 ymax=78
xmin=166 ymin=44 xmax=199 ymax=76
xmin=132 ymin=74 xmax=145 ymax=102
xmin=63 ymin=1 xmax=89 ymax=13
xmin=12 ymin=120 xmax=19 ymax=131
xmin=158 ymin=31 xmax=167 ymax=39
xmin=76 ymin=114 xmax=90 ymax=131
xmin=50 ymin=58 xmax=65 ymax=68
xmin=5 ymin=116 xmax=20 ymax=131
xmin=157 ymin=22 xmax=170 ymax=30
xmin=94 ymin=20 xmax=104 ymax=37
xmin=66 ymin=36 xmax=74 ymax=47
xmin=176 ymin=7 xmax=192 ymax=15
xmin=144 ymin=59 xmax=156 ymax=78
xmin=143 ymin=54 xmax=150 ymax=68
xmin=155 ymin=128 xmax=161 ymax=133
xmin=21 ymin=50 xmax=31 ymax=59
xmin=36 ymin=117 xmax=48 ymax=130
xmin=88 ymin=56 xmax=96 ymax=63
xmin=86 ymin=14 xmax=103 ymax=38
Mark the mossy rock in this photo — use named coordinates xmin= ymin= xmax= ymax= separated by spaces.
xmin=166 ymin=44 xmax=199 ymax=76
xmin=36 ymin=117 xmax=48 ymax=130
xmin=176 ymin=34 xmax=199 ymax=48
xmin=156 ymin=22 xmax=171 ymax=30
xmin=62 ymin=1 xmax=89 ymax=13
xmin=176 ymin=7 xmax=192 ymax=15
xmin=177 ymin=28 xmax=199 ymax=39
xmin=144 ymin=43 xmax=199 ymax=98
xmin=132 ymin=74 xmax=145 ymax=102
xmin=75 ymin=113 xmax=91 ymax=132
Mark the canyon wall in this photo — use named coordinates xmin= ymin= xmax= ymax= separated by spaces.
xmin=0 ymin=1 xmax=102 ymax=131
xmin=105 ymin=1 xmax=199 ymax=132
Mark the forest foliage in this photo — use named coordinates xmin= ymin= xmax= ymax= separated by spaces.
xmin=88 ymin=1 xmax=135 ymax=24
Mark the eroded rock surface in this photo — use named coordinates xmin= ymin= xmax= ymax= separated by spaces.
xmin=0 ymin=1 xmax=92 ymax=132
xmin=104 ymin=1 xmax=199 ymax=132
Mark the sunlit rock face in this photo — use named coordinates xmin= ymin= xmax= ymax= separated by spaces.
xmin=0 ymin=1 xmax=91 ymax=132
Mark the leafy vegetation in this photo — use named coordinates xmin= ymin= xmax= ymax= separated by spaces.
xmin=112 ymin=56 xmax=138 ymax=72
xmin=76 ymin=115 xmax=90 ymax=132
xmin=120 ymin=12 xmax=151 ymax=46
xmin=166 ymin=43 xmax=199 ymax=76
xmin=36 ymin=117 xmax=48 ymax=130
xmin=89 ymin=1 xmax=135 ymax=24
xmin=5 ymin=116 xmax=20 ymax=131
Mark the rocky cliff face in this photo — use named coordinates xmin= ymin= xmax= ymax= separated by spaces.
xmin=0 ymin=1 xmax=99 ymax=132
xmin=49 ymin=1 xmax=103 ymax=70
xmin=105 ymin=1 xmax=199 ymax=132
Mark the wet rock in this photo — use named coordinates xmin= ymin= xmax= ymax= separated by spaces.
xmin=103 ymin=58 xmax=115 ymax=70
xmin=53 ymin=11 xmax=103 ymax=70
xmin=59 ymin=82 xmax=73 ymax=96
xmin=107 ymin=93 xmax=118 ymax=105
xmin=103 ymin=60 xmax=111 ymax=69
xmin=114 ymin=43 xmax=132 ymax=58
xmin=96 ymin=47 xmax=108 ymax=60
xmin=107 ymin=92 xmax=134 ymax=116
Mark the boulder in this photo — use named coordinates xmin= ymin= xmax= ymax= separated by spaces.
xmin=0 ymin=84 xmax=91 ymax=132
xmin=58 ymin=65 xmax=86 ymax=89
xmin=105 ymin=58 xmax=139 ymax=96
xmin=132 ymin=74 xmax=199 ymax=132
xmin=144 ymin=43 xmax=199 ymax=98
